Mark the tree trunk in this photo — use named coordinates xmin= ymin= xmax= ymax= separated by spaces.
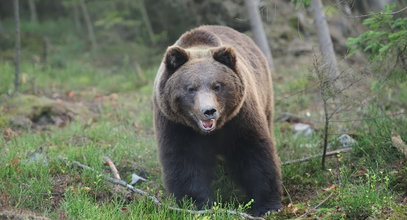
xmin=14 ymin=0 xmax=21 ymax=93
xmin=244 ymin=0 xmax=275 ymax=71
xmin=311 ymin=0 xmax=339 ymax=83
xmin=357 ymin=0 xmax=390 ymax=14
xmin=321 ymin=96 xmax=329 ymax=169
xmin=0 ymin=18 xmax=3 ymax=32
xmin=28 ymin=0 xmax=38 ymax=23
xmin=79 ymin=0 xmax=97 ymax=51
xmin=138 ymin=0 xmax=155 ymax=43
xmin=73 ymin=3 xmax=82 ymax=32
xmin=371 ymin=0 xmax=387 ymax=11
xmin=42 ymin=36 xmax=49 ymax=64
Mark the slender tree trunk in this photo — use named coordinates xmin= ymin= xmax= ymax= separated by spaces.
xmin=313 ymin=56 xmax=331 ymax=170
xmin=244 ymin=0 xmax=275 ymax=71
xmin=28 ymin=0 xmax=38 ymax=23
xmin=73 ymin=3 xmax=82 ymax=32
xmin=321 ymin=98 xmax=329 ymax=169
xmin=14 ymin=0 xmax=21 ymax=93
xmin=79 ymin=0 xmax=97 ymax=51
xmin=360 ymin=0 xmax=370 ymax=14
xmin=42 ymin=36 xmax=49 ymax=64
xmin=311 ymin=0 xmax=339 ymax=83
xmin=138 ymin=0 xmax=155 ymax=43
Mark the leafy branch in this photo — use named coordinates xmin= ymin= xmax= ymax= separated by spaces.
xmin=347 ymin=4 xmax=407 ymax=70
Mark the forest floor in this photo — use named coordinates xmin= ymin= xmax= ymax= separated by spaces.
xmin=1 ymin=20 xmax=407 ymax=219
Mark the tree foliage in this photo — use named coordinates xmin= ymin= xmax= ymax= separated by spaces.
xmin=347 ymin=4 xmax=407 ymax=65
xmin=291 ymin=0 xmax=311 ymax=8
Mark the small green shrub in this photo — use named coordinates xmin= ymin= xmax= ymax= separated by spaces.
xmin=333 ymin=168 xmax=394 ymax=219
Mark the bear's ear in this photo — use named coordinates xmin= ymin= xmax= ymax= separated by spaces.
xmin=164 ymin=46 xmax=189 ymax=73
xmin=212 ymin=46 xmax=237 ymax=70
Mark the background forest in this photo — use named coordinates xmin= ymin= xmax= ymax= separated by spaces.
xmin=0 ymin=0 xmax=406 ymax=219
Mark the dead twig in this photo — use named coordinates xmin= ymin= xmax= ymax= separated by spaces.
xmin=312 ymin=192 xmax=334 ymax=210
xmin=103 ymin=156 xmax=121 ymax=180
xmin=66 ymin=160 xmax=264 ymax=220
xmin=282 ymin=148 xmax=352 ymax=166
xmin=297 ymin=192 xmax=334 ymax=218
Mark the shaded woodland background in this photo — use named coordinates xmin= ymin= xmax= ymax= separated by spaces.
xmin=0 ymin=0 xmax=406 ymax=219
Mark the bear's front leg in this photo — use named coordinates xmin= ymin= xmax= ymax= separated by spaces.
xmin=226 ymin=134 xmax=282 ymax=216
xmin=160 ymin=141 xmax=216 ymax=209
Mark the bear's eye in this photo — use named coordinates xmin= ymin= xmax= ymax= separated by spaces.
xmin=186 ymin=86 xmax=196 ymax=93
xmin=213 ymin=83 xmax=222 ymax=92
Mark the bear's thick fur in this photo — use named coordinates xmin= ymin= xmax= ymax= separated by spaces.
xmin=153 ymin=25 xmax=282 ymax=216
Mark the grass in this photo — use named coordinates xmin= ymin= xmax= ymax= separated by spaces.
xmin=1 ymin=19 xmax=406 ymax=219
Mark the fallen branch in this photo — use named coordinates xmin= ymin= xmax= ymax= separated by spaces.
xmin=103 ymin=156 xmax=121 ymax=180
xmin=391 ymin=133 xmax=407 ymax=160
xmin=275 ymin=112 xmax=314 ymax=125
xmin=67 ymin=160 xmax=264 ymax=220
xmin=297 ymin=192 xmax=334 ymax=218
xmin=282 ymin=148 xmax=352 ymax=166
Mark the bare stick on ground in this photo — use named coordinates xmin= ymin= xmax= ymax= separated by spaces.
xmin=66 ymin=160 xmax=265 ymax=220
xmin=298 ymin=192 xmax=334 ymax=218
xmin=103 ymin=157 xmax=121 ymax=180
xmin=282 ymin=148 xmax=352 ymax=166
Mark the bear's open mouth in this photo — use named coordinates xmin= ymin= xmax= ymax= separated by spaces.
xmin=199 ymin=119 xmax=216 ymax=132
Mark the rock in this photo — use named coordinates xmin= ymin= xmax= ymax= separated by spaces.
xmin=391 ymin=133 xmax=407 ymax=159
xmin=3 ymin=128 xmax=17 ymax=140
xmin=338 ymin=134 xmax=356 ymax=148
xmin=299 ymin=143 xmax=318 ymax=148
xmin=130 ymin=173 xmax=147 ymax=185
xmin=8 ymin=116 xmax=33 ymax=129
xmin=26 ymin=146 xmax=48 ymax=165
xmin=293 ymin=123 xmax=313 ymax=136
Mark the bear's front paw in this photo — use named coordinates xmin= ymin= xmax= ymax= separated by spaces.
xmin=195 ymin=199 xmax=213 ymax=210
xmin=252 ymin=203 xmax=281 ymax=217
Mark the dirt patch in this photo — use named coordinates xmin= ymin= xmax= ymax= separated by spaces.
xmin=0 ymin=192 xmax=10 ymax=208
xmin=2 ymin=94 xmax=95 ymax=130
xmin=283 ymin=184 xmax=319 ymax=204
xmin=50 ymin=175 xmax=72 ymax=210
xmin=0 ymin=207 xmax=50 ymax=220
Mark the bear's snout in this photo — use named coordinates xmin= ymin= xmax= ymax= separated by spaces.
xmin=196 ymin=91 xmax=219 ymax=120
xmin=202 ymin=107 xmax=217 ymax=119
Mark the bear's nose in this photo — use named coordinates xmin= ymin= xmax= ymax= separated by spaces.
xmin=202 ymin=107 xmax=217 ymax=118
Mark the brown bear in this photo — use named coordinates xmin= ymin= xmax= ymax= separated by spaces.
xmin=153 ymin=25 xmax=282 ymax=216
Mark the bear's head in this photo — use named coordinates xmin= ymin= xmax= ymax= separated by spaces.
xmin=155 ymin=46 xmax=247 ymax=134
